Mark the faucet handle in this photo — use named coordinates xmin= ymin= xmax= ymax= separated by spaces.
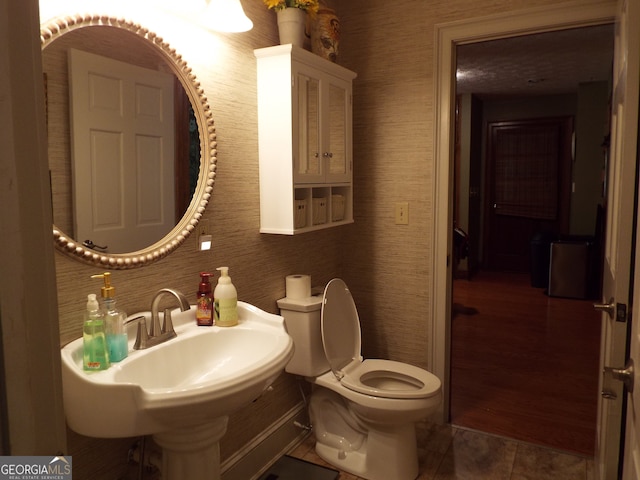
xmin=131 ymin=317 xmax=150 ymax=350
xmin=162 ymin=308 xmax=177 ymax=338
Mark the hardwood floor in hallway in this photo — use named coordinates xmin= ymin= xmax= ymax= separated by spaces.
xmin=451 ymin=270 xmax=602 ymax=456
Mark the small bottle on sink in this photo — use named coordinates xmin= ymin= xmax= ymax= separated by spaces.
xmin=91 ymin=272 xmax=128 ymax=362
xmin=196 ymin=272 xmax=214 ymax=326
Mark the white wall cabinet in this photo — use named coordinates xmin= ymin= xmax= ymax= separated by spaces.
xmin=255 ymin=45 xmax=357 ymax=234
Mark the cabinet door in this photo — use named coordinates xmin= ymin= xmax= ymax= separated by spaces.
xmin=294 ymin=72 xmax=323 ymax=183
xmin=324 ymin=77 xmax=352 ymax=183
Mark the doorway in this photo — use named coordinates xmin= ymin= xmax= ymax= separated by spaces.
xmin=430 ymin=1 xmax=617 ymax=456
xmin=451 ymin=27 xmax=612 ymax=454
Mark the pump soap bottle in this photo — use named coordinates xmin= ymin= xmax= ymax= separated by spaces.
xmin=196 ymin=272 xmax=214 ymax=326
xmin=83 ymin=293 xmax=110 ymax=371
xmin=214 ymin=267 xmax=238 ymax=327
xmin=92 ymin=272 xmax=128 ymax=362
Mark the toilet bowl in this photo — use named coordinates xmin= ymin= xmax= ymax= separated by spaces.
xmin=278 ymin=278 xmax=442 ymax=480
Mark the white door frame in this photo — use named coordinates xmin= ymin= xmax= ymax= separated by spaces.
xmin=430 ymin=0 xmax=616 ymax=421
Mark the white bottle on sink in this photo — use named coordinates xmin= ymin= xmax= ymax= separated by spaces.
xmin=214 ymin=266 xmax=238 ymax=327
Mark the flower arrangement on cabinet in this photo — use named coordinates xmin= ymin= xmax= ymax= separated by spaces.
xmin=262 ymin=0 xmax=319 ymax=13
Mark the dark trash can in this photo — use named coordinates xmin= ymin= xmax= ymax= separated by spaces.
xmin=530 ymin=231 xmax=556 ymax=288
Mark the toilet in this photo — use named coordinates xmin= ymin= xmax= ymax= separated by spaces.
xmin=277 ymin=278 xmax=442 ymax=480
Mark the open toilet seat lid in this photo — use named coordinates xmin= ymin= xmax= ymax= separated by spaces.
xmin=321 ymin=279 xmax=442 ymax=399
xmin=321 ymin=278 xmax=362 ymax=377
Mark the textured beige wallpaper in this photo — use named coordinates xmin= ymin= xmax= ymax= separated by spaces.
xmin=338 ymin=0 xmax=562 ymax=368
xmin=50 ymin=0 xmax=346 ymax=476
xmin=49 ymin=0 xmax=563 ymax=477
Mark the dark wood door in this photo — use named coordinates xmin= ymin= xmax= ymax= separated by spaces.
xmin=484 ymin=117 xmax=573 ymax=272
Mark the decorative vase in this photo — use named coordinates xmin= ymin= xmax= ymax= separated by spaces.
xmin=276 ymin=8 xmax=306 ymax=47
xmin=310 ymin=7 xmax=340 ymax=62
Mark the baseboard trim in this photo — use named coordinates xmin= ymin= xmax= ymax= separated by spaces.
xmin=221 ymin=403 xmax=310 ymax=480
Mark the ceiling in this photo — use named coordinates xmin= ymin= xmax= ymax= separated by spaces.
xmin=455 ymin=24 xmax=615 ymax=99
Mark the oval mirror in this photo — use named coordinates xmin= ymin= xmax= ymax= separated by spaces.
xmin=41 ymin=15 xmax=216 ymax=269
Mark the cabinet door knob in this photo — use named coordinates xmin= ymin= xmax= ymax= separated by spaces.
xmin=323 ymin=152 xmax=333 ymax=158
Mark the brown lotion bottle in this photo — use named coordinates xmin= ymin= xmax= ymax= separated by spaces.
xmin=196 ymin=272 xmax=214 ymax=326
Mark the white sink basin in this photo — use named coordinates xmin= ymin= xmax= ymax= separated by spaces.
xmin=61 ymin=302 xmax=294 ymax=438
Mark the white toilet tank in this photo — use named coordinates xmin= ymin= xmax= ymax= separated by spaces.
xmin=277 ymin=295 xmax=330 ymax=377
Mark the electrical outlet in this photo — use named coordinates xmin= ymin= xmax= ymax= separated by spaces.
xmin=395 ymin=202 xmax=409 ymax=225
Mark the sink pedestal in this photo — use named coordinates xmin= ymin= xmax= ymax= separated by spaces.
xmin=153 ymin=417 xmax=229 ymax=480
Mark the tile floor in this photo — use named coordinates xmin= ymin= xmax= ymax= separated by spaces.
xmin=287 ymin=421 xmax=595 ymax=480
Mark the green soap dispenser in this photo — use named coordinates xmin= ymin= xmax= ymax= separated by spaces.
xmin=83 ymin=293 xmax=110 ymax=371
xmin=92 ymin=272 xmax=128 ymax=362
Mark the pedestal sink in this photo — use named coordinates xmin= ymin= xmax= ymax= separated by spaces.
xmin=60 ymin=302 xmax=294 ymax=480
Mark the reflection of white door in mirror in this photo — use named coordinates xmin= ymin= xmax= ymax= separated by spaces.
xmin=68 ymin=48 xmax=175 ymax=253
xmin=43 ymin=15 xmax=216 ymax=269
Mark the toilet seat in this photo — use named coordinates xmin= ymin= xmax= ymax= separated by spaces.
xmin=341 ymin=358 xmax=441 ymax=399
xmin=321 ymin=279 xmax=440 ymax=400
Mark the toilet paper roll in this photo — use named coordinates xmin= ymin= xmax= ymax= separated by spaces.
xmin=286 ymin=274 xmax=312 ymax=299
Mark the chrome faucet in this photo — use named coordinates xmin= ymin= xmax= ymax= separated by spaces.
xmin=127 ymin=288 xmax=191 ymax=350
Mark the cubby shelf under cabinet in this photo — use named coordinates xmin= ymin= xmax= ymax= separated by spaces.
xmin=254 ymin=44 xmax=357 ymax=234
